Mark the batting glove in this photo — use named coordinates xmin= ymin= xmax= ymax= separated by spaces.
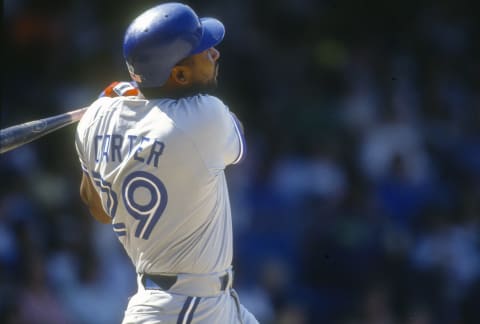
xmin=98 ymin=81 xmax=140 ymax=98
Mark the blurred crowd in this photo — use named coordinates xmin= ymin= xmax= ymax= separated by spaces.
xmin=1 ymin=0 xmax=479 ymax=323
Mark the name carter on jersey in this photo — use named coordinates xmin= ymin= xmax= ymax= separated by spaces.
xmin=95 ymin=134 xmax=165 ymax=167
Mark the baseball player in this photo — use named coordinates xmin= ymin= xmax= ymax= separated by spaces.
xmin=75 ymin=3 xmax=258 ymax=324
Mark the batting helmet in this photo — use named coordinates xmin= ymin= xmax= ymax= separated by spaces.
xmin=123 ymin=2 xmax=225 ymax=88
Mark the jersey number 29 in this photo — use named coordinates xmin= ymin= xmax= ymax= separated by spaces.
xmin=122 ymin=171 xmax=168 ymax=240
xmin=93 ymin=170 xmax=168 ymax=240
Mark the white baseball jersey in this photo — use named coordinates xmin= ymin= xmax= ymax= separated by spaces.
xmin=75 ymin=94 xmax=246 ymax=275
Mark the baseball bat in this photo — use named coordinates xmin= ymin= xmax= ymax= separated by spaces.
xmin=0 ymin=107 xmax=88 ymax=154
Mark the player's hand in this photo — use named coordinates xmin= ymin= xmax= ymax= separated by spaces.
xmin=98 ymin=81 xmax=140 ymax=98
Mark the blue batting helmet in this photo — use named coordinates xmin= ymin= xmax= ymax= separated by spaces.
xmin=123 ymin=3 xmax=225 ymax=88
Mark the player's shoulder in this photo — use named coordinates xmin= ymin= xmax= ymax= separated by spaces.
xmin=80 ymin=96 xmax=147 ymax=124
xmin=195 ymin=94 xmax=226 ymax=107
xmin=77 ymin=97 xmax=110 ymax=130
xmin=179 ymin=94 xmax=229 ymax=117
xmin=166 ymin=94 xmax=229 ymax=132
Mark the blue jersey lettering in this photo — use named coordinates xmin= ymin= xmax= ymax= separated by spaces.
xmin=111 ymin=134 xmax=123 ymax=162
xmin=94 ymin=134 xmax=164 ymax=167
xmin=134 ymin=137 xmax=150 ymax=163
xmin=147 ymin=140 xmax=165 ymax=167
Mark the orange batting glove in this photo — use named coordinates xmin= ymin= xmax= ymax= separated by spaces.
xmin=98 ymin=81 xmax=140 ymax=98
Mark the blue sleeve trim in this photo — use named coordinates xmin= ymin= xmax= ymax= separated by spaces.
xmin=92 ymin=171 xmax=118 ymax=217
xmin=113 ymin=222 xmax=127 ymax=237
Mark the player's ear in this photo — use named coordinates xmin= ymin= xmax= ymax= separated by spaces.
xmin=171 ymin=66 xmax=191 ymax=85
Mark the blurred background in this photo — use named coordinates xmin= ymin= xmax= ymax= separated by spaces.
xmin=1 ymin=0 xmax=479 ymax=323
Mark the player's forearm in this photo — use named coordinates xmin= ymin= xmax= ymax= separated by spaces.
xmin=87 ymin=205 xmax=111 ymax=224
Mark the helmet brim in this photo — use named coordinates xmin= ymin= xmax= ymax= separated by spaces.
xmin=191 ymin=17 xmax=225 ymax=55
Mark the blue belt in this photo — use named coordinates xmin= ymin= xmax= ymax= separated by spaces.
xmin=141 ymin=272 xmax=231 ymax=291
